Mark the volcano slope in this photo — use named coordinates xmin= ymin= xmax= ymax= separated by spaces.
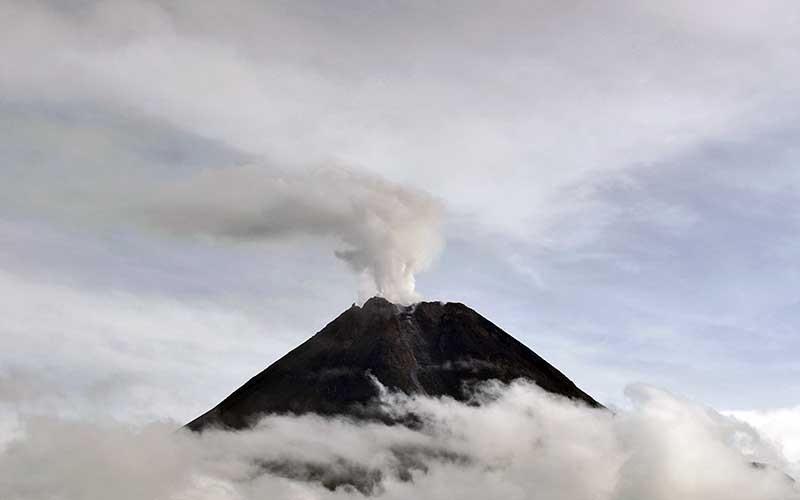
xmin=188 ymin=296 xmax=602 ymax=431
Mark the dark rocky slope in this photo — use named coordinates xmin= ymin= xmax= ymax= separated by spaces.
xmin=188 ymin=297 xmax=602 ymax=431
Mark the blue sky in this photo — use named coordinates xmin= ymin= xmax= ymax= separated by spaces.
xmin=2 ymin=0 xmax=800 ymax=438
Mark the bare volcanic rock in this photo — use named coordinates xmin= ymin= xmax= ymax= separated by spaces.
xmin=187 ymin=297 xmax=602 ymax=431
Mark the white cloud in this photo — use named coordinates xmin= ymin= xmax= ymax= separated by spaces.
xmin=729 ymin=406 xmax=800 ymax=474
xmin=2 ymin=0 xmax=798 ymax=238
xmin=0 ymin=268 xmax=293 ymax=424
xmin=1 ymin=381 xmax=796 ymax=499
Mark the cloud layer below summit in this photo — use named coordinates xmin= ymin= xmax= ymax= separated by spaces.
xmin=2 ymin=382 xmax=798 ymax=500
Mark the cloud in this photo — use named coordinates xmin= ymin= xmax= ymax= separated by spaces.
xmin=1 ymin=381 xmax=796 ymax=500
xmin=729 ymin=406 xmax=800 ymax=475
xmin=3 ymin=0 xmax=799 ymax=239
xmin=0 ymin=268 xmax=295 ymax=424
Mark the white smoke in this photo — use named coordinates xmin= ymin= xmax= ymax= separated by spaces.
xmin=1 ymin=381 xmax=796 ymax=500
xmin=138 ymin=165 xmax=443 ymax=304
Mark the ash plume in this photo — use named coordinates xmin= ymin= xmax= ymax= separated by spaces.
xmin=141 ymin=165 xmax=443 ymax=304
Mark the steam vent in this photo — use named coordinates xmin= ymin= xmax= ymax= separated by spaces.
xmin=187 ymin=297 xmax=602 ymax=431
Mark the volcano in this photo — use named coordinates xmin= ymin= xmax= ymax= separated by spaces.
xmin=187 ymin=297 xmax=602 ymax=431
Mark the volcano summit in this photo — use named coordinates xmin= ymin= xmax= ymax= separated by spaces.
xmin=188 ymin=297 xmax=602 ymax=431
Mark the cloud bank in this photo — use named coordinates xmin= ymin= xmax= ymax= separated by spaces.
xmin=1 ymin=381 xmax=796 ymax=500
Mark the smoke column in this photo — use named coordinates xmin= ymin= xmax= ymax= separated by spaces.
xmin=142 ymin=165 xmax=444 ymax=304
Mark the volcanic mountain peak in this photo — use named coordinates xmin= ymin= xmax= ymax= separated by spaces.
xmin=358 ymin=294 xmax=411 ymax=311
xmin=188 ymin=297 xmax=601 ymax=431
xmin=345 ymin=295 xmax=417 ymax=323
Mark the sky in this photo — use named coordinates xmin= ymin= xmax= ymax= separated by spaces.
xmin=2 ymin=0 xmax=800 ymax=485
